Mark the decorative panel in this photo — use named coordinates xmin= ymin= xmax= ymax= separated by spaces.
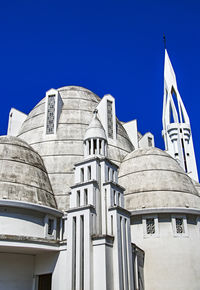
xmin=146 ymin=218 xmax=155 ymax=234
xmin=46 ymin=95 xmax=55 ymax=134
xmin=107 ymin=100 xmax=113 ymax=138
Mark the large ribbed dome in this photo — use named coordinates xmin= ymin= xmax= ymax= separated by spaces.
xmin=0 ymin=136 xmax=56 ymax=208
xmin=118 ymin=147 xmax=200 ymax=211
xmin=17 ymin=86 xmax=133 ymax=210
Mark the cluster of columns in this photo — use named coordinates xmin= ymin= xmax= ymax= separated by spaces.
xmin=84 ymin=138 xmax=107 ymax=157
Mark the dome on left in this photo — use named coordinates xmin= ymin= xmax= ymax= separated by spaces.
xmin=0 ymin=136 xmax=56 ymax=208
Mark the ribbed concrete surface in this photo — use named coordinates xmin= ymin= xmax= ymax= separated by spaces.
xmin=18 ymin=86 xmax=134 ymax=210
xmin=0 ymin=136 xmax=56 ymax=208
xmin=118 ymin=147 xmax=200 ymax=210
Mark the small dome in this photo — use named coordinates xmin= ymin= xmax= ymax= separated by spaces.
xmin=118 ymin=147 xmax=200 ymax=211
xmin=0 ymin=136 xmax=56 ymax=208
xmin=84 ymin=110 xmax=107 ymax=141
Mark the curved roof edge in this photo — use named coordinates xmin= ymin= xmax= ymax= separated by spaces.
xmin=130 ymin=207 xmax=200 ymax=216
xmin=0 ymin=199 xmax=62 ymax=217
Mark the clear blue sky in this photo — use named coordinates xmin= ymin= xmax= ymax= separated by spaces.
xmin=1 ymin=0 xmax=200 ymax=175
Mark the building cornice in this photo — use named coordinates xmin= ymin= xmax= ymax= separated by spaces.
xmin=0 ymin=199 xmax=63 ymax=217
xmin=130 ymin=207 xmax=200 ymax=216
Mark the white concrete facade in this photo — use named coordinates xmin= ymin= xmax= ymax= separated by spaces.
xmin=0 ymin=50 xmax=199 ymax=290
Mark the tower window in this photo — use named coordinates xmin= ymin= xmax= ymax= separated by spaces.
xmin=46 ymin=95 xmax=56 ymax=134
xmin=81 ymin=168 xmax=84 ymax=182
xmin=148 ymin=137 xmax=152 ymax=147
xmin=99 ymin=140 xmax=102 ymax=154
xmin=113 ymin=190 xmax=116 ymax=206
xmin=172 ymin=215 xmax=188 ymax=237
xmin=146 ymin=218 xmax=155 ymax=234
xmin=77 ymin=190 xmax=80 ymax=207
xmin=84 ymin=189 xmax=88 ymax=205
xmin=48 ymin=218 xmax=54 ymax=235
xmin=107 ymin=100 xmax=113 ymax=138
xmin=88 ymin=166 xmax=91 ymax=180
xmin=89 ymin=140 xmax=91 ymax=155
xmin=93 ymin=139 xmax=97 ymax=154
xmin=176 ymin=218 xmax=184 ymax=234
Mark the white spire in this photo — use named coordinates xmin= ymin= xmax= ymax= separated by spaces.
xmin=162 ymin=49 xmax=199 ymax=182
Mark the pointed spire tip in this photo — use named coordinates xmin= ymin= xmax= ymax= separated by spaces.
xmin=163 ymin=34 xmax=166 ymax=50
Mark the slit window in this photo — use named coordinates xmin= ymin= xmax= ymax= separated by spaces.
xmin=48 ymin=218 xmax=54 ymax=235
xmin=113 ymin=190 xmax=116 ymax=206
xmin=148 ymin=137 xmax=152 ymax=147
xmin=89 ymin=140 xmax=91 ymax=155
xmin=77 ymin=190 xmax=80 ymax=207
xmin=84 ymin=189 xmax=88 ymax=205
xmin=88 ymin=166 xmax=91 ymax=180
xmin=94 ymin=139 xmax=97 ymax=154
xmin=81 ymin=168 xmax=84 ymax=182
xmin=99 ymin=140 xmax=102 ymax=154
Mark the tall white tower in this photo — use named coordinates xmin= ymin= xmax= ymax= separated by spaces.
xmin=66 ymin=110 xmax=135 ymax=290
xmin=162 ymin=49 xmax=199 ymax=182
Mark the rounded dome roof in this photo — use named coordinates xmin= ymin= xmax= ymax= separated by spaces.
xmin=17 ymin=86 xmax=133 ymax=210
xmin=84 ymin=110 xmax=107 ymax=141
xmin=192 ymin=179 xmax=200 ymax=196
xmin=118 ymin=147 xmax=200 ymax=211
xmin=0 ymin=136 xmax=56 ymax=208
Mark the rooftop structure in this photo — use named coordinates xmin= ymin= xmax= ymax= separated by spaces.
xmin=0 ymin=51 xmax=199 ymax=290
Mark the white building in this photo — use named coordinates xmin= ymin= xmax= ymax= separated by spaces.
xmin=0 ymin=50 xmax=200 ymax=290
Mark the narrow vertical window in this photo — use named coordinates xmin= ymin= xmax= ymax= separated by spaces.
xmin=46 ymin=95 xmax=56 ymax=134
xmin=88 ymin=166 xmax=91 ymax=180
xmin=48 ymin=218 xmax=54 ymax=235
xmin=89 ymin=140 xmax=91 ymax=155
xmin=99 ymin=140 xmax=102 ymax=154
xmin=107 ymin=100 xmax=113 ymax=138
xmin=94 ymin=139 xmax=97 ymax=154
xmin=113 ymin=190 xmax=116 ymax=206
xmin=176 ymin=218 xmax=184 ymax=234
xmin=117 ymin=192 xmax=120 ymax=206
xmin=77 ymin=190 xmax=80 ymax=207
xmin=148 ymin=137 xmax=152 ymax=147
xmin=146 ymin=218 xmax=155 ymax=234
xmin=81 ymin=168 xmax=84 ymax=182
xmin=84 ymin=189 xmax=88 ymax=205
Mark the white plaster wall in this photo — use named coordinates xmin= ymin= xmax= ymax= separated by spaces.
xmin=130 ymin=214 xmax=200 ymax=290
xmin=0 ymin=253 xmax=34 ymax=290
xmin=35 ymin=252 xmax=63 ymax=290
xmin=7 ymin=108 xmax=27 ymax=136
xmin=138 ymin=132 xmax=155 ymax=149
xmin=123 ymin=119 xmax=138 ymax=149
xmin=0 ymin=209 xmax=44 ymax=238
xmin=51 ymin=250 xmax=68 ymax=290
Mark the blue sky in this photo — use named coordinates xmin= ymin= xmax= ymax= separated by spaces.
xmin=0 ymin=0 xmax=200 ymax=175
